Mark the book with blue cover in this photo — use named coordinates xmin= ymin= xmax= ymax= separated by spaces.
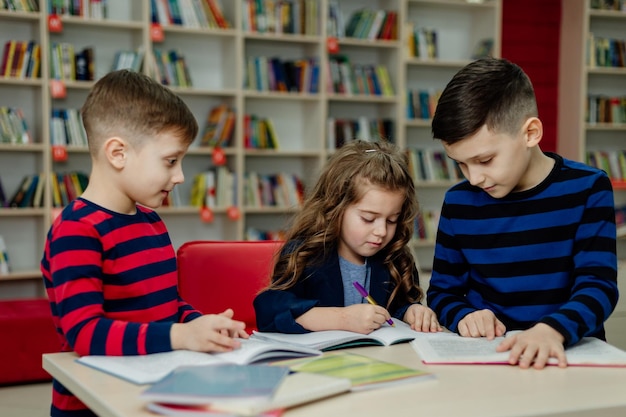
xmin=141 ymin=364 xmax=290 ymax=404
xmin=141 ymin=364 xmax=351 ymax=416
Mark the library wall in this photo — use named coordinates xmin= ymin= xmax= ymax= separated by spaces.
xmin=501 ymin=0 xmax=561 ymax=153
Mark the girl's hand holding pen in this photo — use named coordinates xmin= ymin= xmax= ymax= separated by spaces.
xmin=341 ymin=304 xmax=393 ymax=334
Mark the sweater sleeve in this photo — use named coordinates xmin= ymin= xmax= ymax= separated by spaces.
xmin=540 ymin=175 xmax=619 ymax=346
xmin=253 ymin=289 xmax=317 ymax=333
xmin=427 ymin=200 xmax=479 ymax=332
xmin=45 ymin=218 xmax=183 ymax=356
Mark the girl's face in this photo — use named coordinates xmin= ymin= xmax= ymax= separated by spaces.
xmin=338 ymin=183 xmax=404 ymax=265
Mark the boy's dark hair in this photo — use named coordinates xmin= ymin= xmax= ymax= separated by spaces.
xmin=432 ymin=57 xmax=538 ymax=144
xmin=81 ymin=69 xmax=198 ymax=155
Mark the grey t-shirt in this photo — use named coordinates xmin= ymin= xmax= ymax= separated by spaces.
xmin=339 ymin=256 xmax=370 ymax=306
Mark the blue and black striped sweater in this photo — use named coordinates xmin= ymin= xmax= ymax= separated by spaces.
xmin=427 ymin=153 xmax=619 ymax=346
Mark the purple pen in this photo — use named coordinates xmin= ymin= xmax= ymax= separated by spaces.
xmin=353 ymin=281 xmax=395 ymax=326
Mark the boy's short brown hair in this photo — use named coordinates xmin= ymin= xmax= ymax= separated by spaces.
xmin=81 ymin=69 xmax=198 ymax=155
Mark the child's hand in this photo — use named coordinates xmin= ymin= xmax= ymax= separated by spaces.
xmin=458 ymin=309 xmax=506 ymax=339
xmin=496 ymin=323 xmax=566 ymax=369
xmin=341 ymin=304 xmax=393 ymax=334
xmin=170 ymin=309 xmax=248 ymax=353
xmin=217 ymin=309 xmax=250 ymax=339
xmin=403 ymin=304 xmax=442 ymax=332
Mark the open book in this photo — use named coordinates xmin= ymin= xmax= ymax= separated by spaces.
xmin=251 ymin=321 xmax=420 ymax=351
xmin=410 ymin=332 xmax=626 ymax=367
xmin=76 ymin=338 xmax=321 ymax=385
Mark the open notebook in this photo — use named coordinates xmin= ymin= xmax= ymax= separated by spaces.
xmin=410 ymin=331 xmax=626 ymax=367
xmin=76 ymin=338 xmax=321 ymax=385
xmin=251 ymin=321 xmax=420 ymax=351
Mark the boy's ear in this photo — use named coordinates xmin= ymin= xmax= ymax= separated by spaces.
xmin=103 ymin=137 xmax=128 ymax=169
xmin=523 ymin=117 xmax=543 ymax=148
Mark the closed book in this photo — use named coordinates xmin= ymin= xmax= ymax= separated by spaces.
xmin=140 ymin=364 xmax=290 ymax=405
xmin=145 ymin=371 xmax=350 ymax=416
xmin=273 ymin=351 xmax=435 ymax=391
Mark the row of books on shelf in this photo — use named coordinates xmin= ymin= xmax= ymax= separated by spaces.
xmin=0 ymin=235 xmax=8 ymax=275
xmin=587 ymin=34 xmax=626 ymax=68
xmin=0 ymin=106 xmax=31 ymax=144
xmin=245 ymin=56 xmax=320 ymax=94
xmin=327 ymin=56 xmax=394 ymax=96
xmin=586 ymin=95 xmax=626 ymax=124
xmin=151 ymin=48 xmax=192 ymax=87
xmin=590 ymin=0 xmax=626 ymax=11
xmin=1 ymin=0 xmax=38 ymax=12
xmin=189 ymin=168 xmax=303 ymax=209
xmin=244 ymin=114 xmax=279 ymax=149
xmin=245 ymin=171 xmax=304 ymax=208
xmin=200 ymin=104 xmax=235 ymax=147
xmin=48 ymin=0 xmax=107 ymax=18
xmin=47 ymin=42 xmax=192 ymax=87
xmin=586 ymin=150 xmax=626 ymax=182
xmin=0 ymin=40 xmax=41 ymax=79
xmin=414 ymin=209 xmax=440 ymax=242
xmin=342 ymin=8 xmax=397 ymax=41
xmin=151 ymin=0 xmax=229 ymax=29
xmin=406 ymin=89 xmax=441 ymax=121
xmin=50 ymin=108 xmax=88 ymax=147
xmin=406 ymin=24 xmax=438 ymax=59
xmin=326 ymin=117 xmax=393 ymax=151
xmin=407 ymin=148 xmax=463 ymax=183
xmin=190 ymin=167 xmax=236 ymax=209
xmin=242 ymin=0 xmax=320 ymax=35
xmin=327 ymin=3 xmax=397 ymax=40
xmin=49 ymin=43 xmax=97 ymax=81
xmin=0 ymin=171 xmax=89 ymax=208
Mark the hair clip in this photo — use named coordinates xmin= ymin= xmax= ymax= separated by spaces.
xmin=365 ymin=149 xmax=376 ymax=153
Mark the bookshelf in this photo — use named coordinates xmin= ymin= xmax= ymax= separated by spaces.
xmin=558 ymin=0 xmax=626 ymax=350
xmin=400 ymin=0 xmax=502 ymax=269
xmin=0 ymin=0 xmax=502 ymax=298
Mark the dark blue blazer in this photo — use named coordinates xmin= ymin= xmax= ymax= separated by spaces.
xmin=253 ymin=245 xmax=419 ymax=333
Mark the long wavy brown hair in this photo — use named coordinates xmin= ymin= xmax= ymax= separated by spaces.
xmin=265 ymin=140 xmax=423 ymax=307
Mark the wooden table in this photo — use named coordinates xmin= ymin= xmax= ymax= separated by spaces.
xmin=43 ymin=344 xmax=626 ymax=417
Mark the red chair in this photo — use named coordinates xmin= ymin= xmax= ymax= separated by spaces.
xmin=0 ymin=298 xmax=59 ymax=385
xmin=176 ymin=240 xmax=283 ymax=333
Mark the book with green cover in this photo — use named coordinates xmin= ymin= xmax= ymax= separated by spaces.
xmin=273 ymin=351 xmax=435 ymax=391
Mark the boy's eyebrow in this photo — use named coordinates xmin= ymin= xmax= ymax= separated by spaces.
xmin=447 ymin=151 xmax=492 ymax=163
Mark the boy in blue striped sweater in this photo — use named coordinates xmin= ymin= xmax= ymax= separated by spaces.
xmin=427 ymin=57 xmax=619 ymax=369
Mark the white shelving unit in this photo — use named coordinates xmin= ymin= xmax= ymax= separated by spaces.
xmin=0 ymin=0 xmax=502 ymax=298
xmin=400 ymin=0 xmax=501 ymax=270
xmin=558 ymin=0 xmax=626 ymax=350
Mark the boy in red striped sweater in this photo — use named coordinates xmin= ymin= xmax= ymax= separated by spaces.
xmin=41 ymin=69 xmax=248 ymax=417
